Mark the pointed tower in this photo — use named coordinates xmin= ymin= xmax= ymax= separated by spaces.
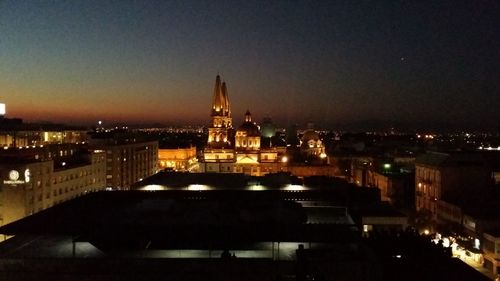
xmin=211 ymin=75 xmax=225 ymax=116
xmin=207 ymin=75 xmax=233 ymax=148
xmin=221 ymin=82 xmax=231 ymax=117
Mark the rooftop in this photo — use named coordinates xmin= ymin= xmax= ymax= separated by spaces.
xmin=0 ymin=190 xmax=359 ymax=251
xmin=416 ymin=151 xmax=500 ymax=168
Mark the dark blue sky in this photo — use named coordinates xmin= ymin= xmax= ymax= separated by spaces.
xmin=0 ymin=0 xmax=498 ymax=130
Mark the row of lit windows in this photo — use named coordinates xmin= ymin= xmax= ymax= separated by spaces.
xmin=26 ymin=179 xmax=103 ymax=207
xmin=51 ymin=169 xmax=104 ymax=184
xmin=236 ymin=138 xmax=260 ymax=147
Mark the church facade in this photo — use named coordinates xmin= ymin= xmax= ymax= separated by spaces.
xmin=200 ymin=75 xmax=286 ymax=176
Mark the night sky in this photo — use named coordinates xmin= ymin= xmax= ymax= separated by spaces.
xmin=0 ymin=1 xmax=498 ymax=131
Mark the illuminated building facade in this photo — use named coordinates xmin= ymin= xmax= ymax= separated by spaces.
xmin=158 ymin=146 xmax=198 ymax=172
xmin=483 ymin=230 xmax=500 ymax=276
xmin=0 ymin=149 xmax=106 ymax=229
xmin=200 ymin=75 xmax=284 ymax=176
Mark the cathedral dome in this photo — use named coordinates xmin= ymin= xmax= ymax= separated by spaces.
xmin=238 ymin=122 xmax=260 ymax=136
xmin=301 ymin=129 xmax=320 ymax=142
xmin=301 ymin=129 xmax=322 ymax=148
xmin=237 ymin=110 xmax=260 ymax=137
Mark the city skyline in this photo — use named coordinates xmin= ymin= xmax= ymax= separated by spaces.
xmin=1 ymin=1 xmax=498 ymax=131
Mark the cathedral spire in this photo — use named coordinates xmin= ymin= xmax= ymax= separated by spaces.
xmin=211 ymin=75 xmax=223 ymax=116
xmin=212 ymin=74 xmax=231 ymax=117
xmin=221 ymin=81 xmax=231 ymax=117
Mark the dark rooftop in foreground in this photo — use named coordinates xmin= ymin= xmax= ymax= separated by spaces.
xmin=0 ymin=190 xmax=359 ymax=249
xmin=0 ymin=190 xmax=491 ymax=281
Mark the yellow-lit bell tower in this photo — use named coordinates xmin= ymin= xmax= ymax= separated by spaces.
xmin=207 ymin=75 xmax=233 ymax=148
xmin=202 ymin=75 xmax=235 ymax=170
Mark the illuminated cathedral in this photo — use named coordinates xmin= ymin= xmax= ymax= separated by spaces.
xmin=200 ymin=75 xmax=286 ymax=176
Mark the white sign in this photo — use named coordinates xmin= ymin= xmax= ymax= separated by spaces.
xmin=3 ymin=169 xmax=25 ymax=185
xmin=0 ymin=103 xmax=5 ymax=115
xmin=24 ymin=169 xmax=31 ymax=183
xmin=9 ymin=170 xmax=19 ymax=181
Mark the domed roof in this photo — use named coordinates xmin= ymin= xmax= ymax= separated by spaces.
xmin=237 ymin=110 xmax=261 ymax=137
xmin=301 ymin=129 xmax=320 ymax=142
xmin=238 ymin=122 xmax=261 ymax=136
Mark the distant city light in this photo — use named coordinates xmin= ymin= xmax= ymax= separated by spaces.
xmin=0 ymin=103 xmax=5 ymax=115
xmin=479 ymin=146 xmax=500 ymax=151
xmin=383 ymin=163 xmax=391 ymax=169
xmin=281 ymin=156 xmax=288 ymax=163
xmin=319 ymin=152 xmax=327 ymax=159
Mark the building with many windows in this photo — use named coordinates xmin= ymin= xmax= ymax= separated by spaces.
xmin=415 ymin=151 xmax=499 ymax=221
xmin=0 ymin=147 xmax=106 ymax=229
xmin=89 ymin=135 xmax=158 ymax=189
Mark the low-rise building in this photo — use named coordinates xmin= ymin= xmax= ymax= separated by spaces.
xmin=158 ymin=146 xmax=198 ymax=172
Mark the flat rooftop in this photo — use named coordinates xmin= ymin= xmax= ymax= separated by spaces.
xmin=0 ymin=190 xmax=489 ymax=281
xmin=0 ymin=190 xmax=359 ymax=253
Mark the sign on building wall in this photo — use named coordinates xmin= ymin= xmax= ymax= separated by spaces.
xmin=3 ymin=169 xmax=29 ymax=185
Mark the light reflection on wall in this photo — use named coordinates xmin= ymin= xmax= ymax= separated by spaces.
xmin=141 ymin=184 xmax=165 ymax=191
xmin=246 ymin=184 xmax=268 ymax=191
xmin=282 ymin=184 xmax=308 ymax=191
xmin=187 ymin=184 xmax=212 ymax=191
